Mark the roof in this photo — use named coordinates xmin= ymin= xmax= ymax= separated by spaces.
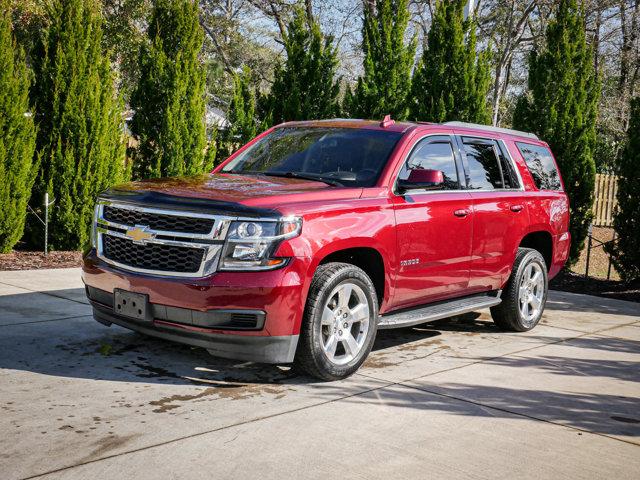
xmin=275 ymin=118 xmax=540 ymax=141
xmin=277 ymin=118 xmax=415 ymax=133
xmin=441 ymin=121 xmax=539 ymax=140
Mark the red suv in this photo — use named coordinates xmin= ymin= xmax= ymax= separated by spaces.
xmin=83 ymin=118 xmax=570 ymax=380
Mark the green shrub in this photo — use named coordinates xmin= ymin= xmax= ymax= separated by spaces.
xmin=0 ymin=1 xmax=37 ymax=253
xmin=218 ymin=66 xmax=259 ymax=160
xmin=267 ymin=7 xmax=340 ymax=124
xmin=410 ymin=0 xmax=491 ymax=124
xmin=28 ymin=0 xmax=126 ymax=251
xmin=607 ymin=98 xmax=640 ymax=281
xmin=514 ymin=0 xmax=599 ymax=265
xmin=130 ymin=0 xmax=208 ymax=178
xmin=347 ymin=0 xmax=416 ymax=120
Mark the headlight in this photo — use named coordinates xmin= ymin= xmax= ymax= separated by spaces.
xmin=218 ymin=218 xmax=302 ymax=271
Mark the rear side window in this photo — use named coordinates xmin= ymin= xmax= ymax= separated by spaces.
xmin=461 ymin=138 xmax=520 ymax=190
xmin=495 ymin=145 xmax=519 ymax=189
xmin=516 ymin=143 xmax=562 ymax=190
xmin=462 ymin=138 xmax=511 ymax=189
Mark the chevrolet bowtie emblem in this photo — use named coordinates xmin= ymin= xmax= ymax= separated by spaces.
xmin=126 ymin=226 xmax=155 ymax=244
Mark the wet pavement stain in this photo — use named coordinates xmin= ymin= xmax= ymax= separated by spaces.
xmin=131 ymin=362 xmax=183 ymax=380
xmin=363 ymin=354 xmax=398 ymax=369
xmin=149 ymin=383 xmax=286 ymax=413
xmin=365 ymin=336 xmax=452 ymax=369
xmin=397 ymin=337 xmax=447 ymax=352
xmin=80 ymin=434 xmax=139 ymax=463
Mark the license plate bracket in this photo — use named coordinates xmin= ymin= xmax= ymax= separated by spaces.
xmin=114 ymin=289 xmax=149 ymax=321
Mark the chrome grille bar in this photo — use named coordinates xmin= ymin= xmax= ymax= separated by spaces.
xmin=95 ymin=201 xmax=231 ymax=278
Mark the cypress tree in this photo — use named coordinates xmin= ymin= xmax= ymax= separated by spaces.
xmin=410 ymin=0 xmax=491 ymax=123
xmin=513 ymin=0 xmax=599 ymax=265
xmin=349 ymin=0 xmax=416 ymax=120
xmin=0 ymin=0 xmax=37 ymax=252
xmin=219 ymin=66 xmax=259 ymax=159
xmin=130 ymin=0 xmax=207 ymax=178
xmin=607 ymin=98 xmax=640 ymax=281
xmin=29 ymin=0 xmax=126 ymax=251
xmin=268 ymin=7 xmax=340 ymax=124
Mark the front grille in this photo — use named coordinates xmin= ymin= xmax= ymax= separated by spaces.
xmin=103 ymin=205 xmax=214 ymax=234
xmin=102 ymin=235 xmax=204 ymax=273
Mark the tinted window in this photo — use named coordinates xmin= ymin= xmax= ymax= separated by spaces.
xmin=463 ymin=141 xmax=503 ymax=190
xmin=221 ymin=127 xmax=402 ymax=187
xmin=399 ymin=140 xmax=459 ymax=190
xmin=496 ymin=146 xmax=519 ymax=189
xmin=516 ymin=142 xmax=562 ymax=190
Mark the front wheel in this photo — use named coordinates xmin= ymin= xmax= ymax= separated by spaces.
xmin=295 ymin=262 xmax=378 ymax=381
xmin=491 ymin=248 xmax=548 ymax=331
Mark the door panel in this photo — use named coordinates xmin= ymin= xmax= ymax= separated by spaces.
xmin=390 ymin=135 xmax=473 ymax=310
xmin=467 ymin=191 xmax=529 ymax=291
xmin=456 ymin=134 xmax=530 ymax=291
xmin=392 ymin=192 xmax=474 ymax=308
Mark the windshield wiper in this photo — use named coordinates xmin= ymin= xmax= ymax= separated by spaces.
xmin=255 ymin=171 xmax=344 ymax=187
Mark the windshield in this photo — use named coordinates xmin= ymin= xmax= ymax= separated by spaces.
xmin=221 ymin=127 xmax=403 ymax=187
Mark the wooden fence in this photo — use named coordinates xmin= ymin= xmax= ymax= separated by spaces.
xmin=592 ymin=173 xmax=618 ymax=227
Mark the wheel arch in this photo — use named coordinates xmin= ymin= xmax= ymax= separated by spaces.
xmin=519 ymin=230 xmax=553 ymax=271
xmin=317 ymin=246 xmax=387 ymax=308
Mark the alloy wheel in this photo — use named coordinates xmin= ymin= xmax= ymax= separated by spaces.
xmin=320 ymin=282 xmax=371 ymax=366
xmin=518 ymin=262 xmax=545 ymax=326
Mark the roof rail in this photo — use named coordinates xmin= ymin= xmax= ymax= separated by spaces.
xmin=442 ymin=121 xmax=539 ymax=140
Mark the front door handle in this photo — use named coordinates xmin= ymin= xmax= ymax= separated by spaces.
xmin=454 ymin=209 xmax=470 ymax=217
xmin=510 ymin=205 xmax=524 ymax=212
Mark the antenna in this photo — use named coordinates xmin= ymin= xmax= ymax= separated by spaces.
xmin=380 ymin=115 xmax=395 ymax=128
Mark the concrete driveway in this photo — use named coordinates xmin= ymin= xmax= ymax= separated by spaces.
xmin=1 ymin=268 xmax=639 ymax=480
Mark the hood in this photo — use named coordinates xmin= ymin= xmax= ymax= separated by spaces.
xmin=100 ymin=173 xmax=363 ymax=216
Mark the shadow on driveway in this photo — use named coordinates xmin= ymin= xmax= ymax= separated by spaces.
xmin=0 ymin=288 xmax=448 ymax=388
xmin=1 ymin=288 xmax=639 ymax=438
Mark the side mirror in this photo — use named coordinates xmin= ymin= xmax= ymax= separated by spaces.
xmin=398 ymin=169 xmax=445 ymax=192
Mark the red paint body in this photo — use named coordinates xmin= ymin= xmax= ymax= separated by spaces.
xmin=83 ymin=120 xmax=570 ymax=344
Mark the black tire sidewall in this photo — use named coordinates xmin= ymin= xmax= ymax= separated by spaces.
xmin=305 ymin=265 xmax=378 ymax=379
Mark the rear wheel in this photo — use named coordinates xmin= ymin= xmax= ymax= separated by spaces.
xmin=295 ymin=262 xmax=378 ymax=381
xmin=491 ymin=248 xmax=548 ymax=331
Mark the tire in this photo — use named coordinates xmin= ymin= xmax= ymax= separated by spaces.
xmin=295 ymin=262 xmax=378 ymax=381
xmin=491 ymin=248 xmax=548 ymax=332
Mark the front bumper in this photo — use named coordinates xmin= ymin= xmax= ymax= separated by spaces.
xmin=91 ymin=300 xmax=298 ymax=363
xmin=82 ymin=249 xmax=310 ymax=363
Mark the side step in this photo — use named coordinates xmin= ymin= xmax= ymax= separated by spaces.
xmin=378 ymin=292 xmax=501 ymax=330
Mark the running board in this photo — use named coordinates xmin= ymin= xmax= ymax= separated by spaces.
xmin=378 ymin=293 xmax=501 ymax=330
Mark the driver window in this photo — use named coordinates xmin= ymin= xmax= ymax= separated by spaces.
xmin=398 ymin=140 xmax=459 ymax=190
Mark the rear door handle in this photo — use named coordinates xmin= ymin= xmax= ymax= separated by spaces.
xmin=454 ymin=209 xmax=470 ymax=217
xmin=510 ymin=205 xmax=524 ymax=212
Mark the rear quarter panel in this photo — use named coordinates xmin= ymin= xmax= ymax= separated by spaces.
xmin=504 ymin=139 xmax=570 ymax=278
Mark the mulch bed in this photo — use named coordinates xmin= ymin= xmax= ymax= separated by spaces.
xmin=0 ymin=251 xmax=83 ymax=271
xmin=550 ymin=270 xmax=640 ymax=304
xmin=569 ymin=226 xmax=619 ymax=280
